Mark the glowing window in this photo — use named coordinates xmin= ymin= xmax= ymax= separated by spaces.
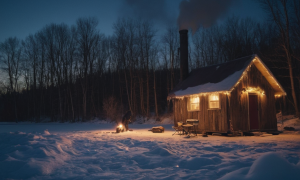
xmin=188 ymin=97 xmax=200 ymax=111
xmin=209 ymin=94 xmax=220 ymax=109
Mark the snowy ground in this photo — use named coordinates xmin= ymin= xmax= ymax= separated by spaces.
xmin=0 ymin=116 xmax=300 ymax=180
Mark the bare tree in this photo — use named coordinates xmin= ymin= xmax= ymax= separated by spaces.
xmin=162 ymin=26 xmax=179 ymax=90
xmin=112 ymin=18 xmax=138 ymax=116
xmin=0 ymin=37 xmax=22 ymax=122
xmin=22 ymin=34 xmax=39 ymax=121
xmin=260 ymin=0 xmax=299 ymax=117
xmin=76 ymin=17 xmax=101 ymax=121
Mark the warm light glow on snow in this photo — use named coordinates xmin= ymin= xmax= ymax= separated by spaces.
xmin=0 ymin=118 xmax=299 ymax=179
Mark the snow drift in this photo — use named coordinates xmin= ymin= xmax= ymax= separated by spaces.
xmin=219 ymin=152 xmax=300 ymax=180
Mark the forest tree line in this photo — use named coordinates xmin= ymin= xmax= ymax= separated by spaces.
xmin=0 ymin=0 xmax=299 ymax=122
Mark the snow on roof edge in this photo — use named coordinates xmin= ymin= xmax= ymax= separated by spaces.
xmin=172 ymin=69 xmax=245 ymax=97
xmin=253 ymin=55 xmax=286 ymax=95
xmin=168 ymin=54 xmax=286 ymax=99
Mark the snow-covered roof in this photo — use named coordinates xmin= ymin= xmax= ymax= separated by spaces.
xmin=168 ymin=54 xmax=286 ymax=99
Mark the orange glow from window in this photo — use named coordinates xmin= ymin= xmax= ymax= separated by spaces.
xmin=209 ymin=94 xmax=219 ymax=109
xmin=189 ymin=97 xmax=199 ymax=111
xmin=191 ymin=97 xmax=199 ymax=103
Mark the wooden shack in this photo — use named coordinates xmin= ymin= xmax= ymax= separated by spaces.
xmin=168 ymin=54 xmax=286 ymax=133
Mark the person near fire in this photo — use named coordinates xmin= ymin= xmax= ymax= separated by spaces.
xmin=122 ymin=111 xmax=131 ymax=131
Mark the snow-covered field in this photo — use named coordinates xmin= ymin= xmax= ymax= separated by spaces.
xmin=0 ymin=117 xmax=300 ymax=180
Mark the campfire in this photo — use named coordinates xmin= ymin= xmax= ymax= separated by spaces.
xmin=116 ymin=124 xmax=124 ymax=133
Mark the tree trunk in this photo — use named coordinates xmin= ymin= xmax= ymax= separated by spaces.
xmin=153 ymin=70 xmax=159 ymax=117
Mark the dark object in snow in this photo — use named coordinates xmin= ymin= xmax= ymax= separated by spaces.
xmin=227 ymin=131 xmax=252 ymax=136
xmin=212 ymin=133 xmax=222 ymax=136
xmin=243 ymin=132 xmax=255 ymax=136
xmin=284 ymin=127 xmax=295 ymax=131
xmin=202 ymin=131 xmax=208 ymax=137
xmin=151 ymin=126 xmax=164 ymax=133
xmin=266 ymin=131 xmax=281 ymax=135
xmin=122 ymin=111 xmax=131 ymax=131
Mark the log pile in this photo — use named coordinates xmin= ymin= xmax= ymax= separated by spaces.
xmin=151 ymin=126 xmax=164 ymax=133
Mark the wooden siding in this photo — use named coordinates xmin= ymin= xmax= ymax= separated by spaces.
xmin=230 ymin=64 xmax=277 ymax=131
xmin=173 ymin=94 xmax=228 ymax=133
xmin=173 ymin=64 xmax=277 ymax=133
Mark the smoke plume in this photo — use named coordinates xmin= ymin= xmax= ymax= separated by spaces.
xmin=178 ymin=0 xmax=237 ymax=33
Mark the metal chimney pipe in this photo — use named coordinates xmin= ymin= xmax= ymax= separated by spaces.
xmin=179 ymin=29 xmax=189 ymax=81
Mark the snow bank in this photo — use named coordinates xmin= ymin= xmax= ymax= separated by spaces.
xmin=219 ymin=152 xmax=300 ymax=180
xmin=0 ymin=123 xmax=300 ymax=179
xmin=276 ymin=113 xmax=300 ymax=136
xmin=179 ymin=157 xmax=217 ymax=170
xmin=0 ymin=132 xmax=72 ymax=179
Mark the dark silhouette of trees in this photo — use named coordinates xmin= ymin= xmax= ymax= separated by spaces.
xmin=259 ymin=0 xmax=300 ymax=117
xmin=0 ymin=37 xmax=22 ymax=122
xmin=0 ymin=13 xmax=299 ymax=122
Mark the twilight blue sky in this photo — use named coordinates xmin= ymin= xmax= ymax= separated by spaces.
xmin=0 ymin=0 xmax=266 ymax=42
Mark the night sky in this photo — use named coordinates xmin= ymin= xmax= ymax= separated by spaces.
xmin=0 ymin=0 xmax=266 ymax=42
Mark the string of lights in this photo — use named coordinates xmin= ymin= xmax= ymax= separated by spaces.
xmin=169 ymin=55 xmax=286 ymax=100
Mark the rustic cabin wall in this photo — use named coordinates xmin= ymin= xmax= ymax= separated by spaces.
xmin=220 ymin=94 xmax=228 ymax=132
xmin=201 ymin=94 xmax=227 ymax=133
xmin=230 ymin=65 xmax=277 ymax=132
xmin=173 ymin=98 xmax=188 ymax=125
xmin=230 ymin=71 xmax=251 ymax=131
xmin=198 ymin=95 xmax=205 ymax=131
xmin=173 ymin=94 xmax=228 ymax=133
xmin=248 ymin=66 xmax=276 ymax=130
xmin=173 ymin=99 xmax=179 ymax=126
xmin=173 ymin=99 xmax=176 ymax=125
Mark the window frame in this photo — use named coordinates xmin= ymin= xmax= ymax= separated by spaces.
xmin=208 ymin=93 xmax=221 ymax=110
xmin=187 ymin=96 xmax=200 ymax=112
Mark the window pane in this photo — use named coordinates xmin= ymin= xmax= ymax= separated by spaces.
xmin=209 ymin=94 xmax=219 ymax=101
xmin=210 ymin=101 xmax=219 ymax=109
xmin=191 ymin=103 xmax=199 ymax=110
xmin=190 ymin=97 xmax=199 ymax=103
xmin=189 ymin=97 xmax=199 ymax=111
xmin=209 ymin=94 xmax=220 ymax=109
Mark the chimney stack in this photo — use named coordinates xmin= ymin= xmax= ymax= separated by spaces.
xmin=179 ymin=29 xmax=189 ymax=81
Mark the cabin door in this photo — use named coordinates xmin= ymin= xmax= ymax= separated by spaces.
xmin=249 ymin=94 xmax=259 ymax=130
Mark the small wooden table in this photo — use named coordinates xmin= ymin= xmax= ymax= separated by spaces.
xmin=182 ymin=124 xmax=193 ymax=136
xmin=186 ymin=119 xmax=199 ymax=136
